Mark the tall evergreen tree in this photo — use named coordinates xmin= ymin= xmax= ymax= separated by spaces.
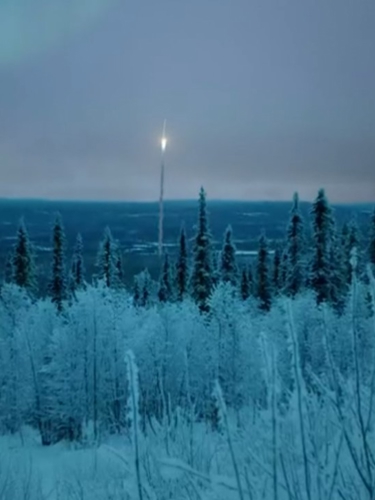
xmin=4 ymin=251 xmax=13 ymax=284
xmin=11 ymin=218 xmax=37 ymax=293
xmin=340 ymin=222 xmax=351 ymax=283
xmin=48 ymin=214 xmax=68 ymax=312
xmin=175 ymin=224 xmax=189 ymax=301
xmin=140 ymin=269 xmax=152 ymax=307
xmin=279 ymin=248 xmax=288 ymax=292
xmin=255 ymin=233 xmax=272 ymax=312
xmin=369 ymin=208 xmax=375 ymax=269
xmin=310 ymin=189 xmax=334 ymax=305
xmin=115 ymin=245 xmax=125 ymax=287
xmin=158 ymin=252 xmax=173 ymax=302
xmin=343 ymin=216 xmax=362 ymax=284
xmin=240 ymin=266 xmax=250 ymax=300
xmin=96 ymin=227 xmax=119 ymax=288
xmin=133 ymin=277 xmax=141 ymax=307
xmin=219 ymin=225 xmax=238 ymax=286
xmin=285 ymin=192 xmax=305 ymax=297
xmin=133 ymin=269 xmax=152 ymax=307
xmin=248 ymin=264 xmax=254 ymax=295
xmin=272 ymin=246 xmax=282 ymax=294
xmin=69 ymin=233 xmax=86 ymax=292
xmin=211 ymin=250 xmax=220 ymax=288
xmin=190 ymin=187 xmax=213 ymax=312
xmin=328 ymin=219 xmax=347 ymax=312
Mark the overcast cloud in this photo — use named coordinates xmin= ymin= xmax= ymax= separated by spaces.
xmin=0 ymin=0 xmax=374 ymax=202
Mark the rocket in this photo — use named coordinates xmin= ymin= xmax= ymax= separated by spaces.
xmin=161 ymin=119 xmax=167 ymax=152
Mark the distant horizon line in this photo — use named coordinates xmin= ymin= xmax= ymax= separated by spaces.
xmin=0 ymin=196 xmax=374 ymax=207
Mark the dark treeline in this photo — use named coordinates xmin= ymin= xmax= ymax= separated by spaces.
xmin=3 ymin=187 xmax=375 ymax=314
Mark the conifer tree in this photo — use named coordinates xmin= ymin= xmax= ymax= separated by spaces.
xmin=369 ymin=208 xmax=375 ymax=269
xmin=285 ymin=192 xmax=305 ymax=297
xmin=340 ymin=221 xmax=349 ymax=251
xmin=133 ymin=277 xmax=141 ymax=307
xmin=190 ymin=187 xmax=213 ymax=312
xmin=248 ymin=264 xmax=254 ymax=295
xmin=328 ymin=220 xmax=347 ymax=312
xmin=343 ymin=216 xmax=361 ymax=284
xmin=96 ymin=227 xmax=119 ymax=288
xmin=158 ymin=252 xmax=173 ymax=302
xmin=133 ymin=269 xmax=152 ymax=307
xmin=4 ymin=251 xmax=13 ymax=284
xmin=340 ymin=222 xmax=351 ymax=283
xmin=310 ymin=189 xmax=334 ymax=305
xmin=220 ymin=225 xmax=238 ymax=286
xmin=255 ymin=233 xmax=272 ymax=312
xmin=115 ymin=245 xmax=125 ymax=287
xmin=11 ymin=218 xmax=37 ymax=293
xmin=48 ymin=214 xmax=68 ymax=312
xmin=175 ymin=224 xmax=188 ymax=301
xmin=140 ymin=269 xmax=152 ymax=307
xmin=272 ymin=246 xmax=282 ymax=294
xmin=69 ymin=233 xmax=85 ymax=292
xmin=279 ymin=249 xmax=288 ymax=292
xmin=211 ymin=250 xmax=220 ymax=288
xmin=240 ymin=266 xmax=250 ymax=300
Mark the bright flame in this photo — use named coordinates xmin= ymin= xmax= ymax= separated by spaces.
xmin=161 ymin=137 xmax=167 ymax=151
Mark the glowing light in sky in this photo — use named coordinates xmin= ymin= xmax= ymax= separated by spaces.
xmin=0 ymin=0 xmax=117 ymax=65
xmin=161 ymin=119 xmax=167 ymax=152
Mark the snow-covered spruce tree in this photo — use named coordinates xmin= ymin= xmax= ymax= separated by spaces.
xmin=133 ymin=268 xmax=154 ymax=306
xmin=220 ymin=225 xmax=238 ymax=287
xmin=69 ymin=233 xmax=86 ymax=292
xmin=48 ymin=214 xmax=68 ymax=313
xmin=3 ymin=251 xmax=13 ymax=284
xmin=175 ymin=224 xmax=189 ymax=301
xmin=240 ymin=266 xmax=250 ymax=300
xmin=158 ymin=251 xmax=174 ymax=302
xmin=95 ymin=226 xmax=120 ymax=288
xmin=190 ymin=187 xmax=214 ymax=312
xmin=211 ymin=250 xmax=220 ymax=288
xmin=340 ymin=222 xmax=350 ymax=279
xmin=310 ymin=188 xmax=334 ymax=305
xmin=342 ymin=216 xmax=362 ymax=284
xmin=272 ymin=245 xmax=282 ymax=295
xmin=328 ymin=219 xmax=348 ymax=313
xmin=369 ymin=207 xmax=375 ymax=269
xmin=255 ymin=232 xmax=272 ymax=312
xmin=248 ymin=264 xmax=254 ymax=295
xmin=279 ymin=248 xmax=288 ymax=291
xmin=138 ymin=268 xmax=153 ymax=307
xmin=285 ymin=192 xmax=305 ymax=297
xmin=133 ymin=276 xmax=141 ymax=307
xmin=11 ymin=218 xmax=37 ymax=294
xmin=115 ymin=244 xmax=125 ymax=287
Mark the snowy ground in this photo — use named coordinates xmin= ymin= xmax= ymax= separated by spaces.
xmin=0 ymin=423 xmax=248 ymax=500
xmin=1 ymin=428 xmax=133 ymax=499
xmin=1 ymin=280 xmax=374 ymax=499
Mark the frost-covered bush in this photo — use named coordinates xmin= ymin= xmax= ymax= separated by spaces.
xmin=0 ymin=271 xmax=374 ymax=499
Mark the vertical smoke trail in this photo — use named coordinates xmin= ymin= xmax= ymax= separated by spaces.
xmin=158 ymin=157 xmax=164 ymax=257
xmin=158 ymin=120 xmax=167 ymax=257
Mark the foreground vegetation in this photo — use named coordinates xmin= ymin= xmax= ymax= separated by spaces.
xmin=1 ymin=187 xmax=375 ymax=499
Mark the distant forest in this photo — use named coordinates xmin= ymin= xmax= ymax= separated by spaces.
xmin=1 ymin=191 xmax=374 ymax=295
xmin=2 ymin=188 xmax=375 ymax=310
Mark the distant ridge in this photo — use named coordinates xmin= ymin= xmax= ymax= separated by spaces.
xmin=0 ymin=197 xmax=373 ymax=206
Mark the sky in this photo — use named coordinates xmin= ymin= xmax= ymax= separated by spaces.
xmin=0 ymin=0 xmax=374 ymax=203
